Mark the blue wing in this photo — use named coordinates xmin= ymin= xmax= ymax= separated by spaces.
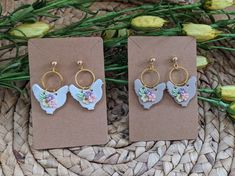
xmin=181 ymin=76 xmax=197 ymax=107
xmin=55 ymin=85 xmax=69 ymax=109
xmin=32 ymin=84 xmax=43 ymax=103
xmin=69 ymin=84 xmax=81 ymax=102
xmin=166 ymin=81 xmax=175 ymax=97
xmin=90 ymin=79 xmax=103 ymax=104
xmin=187 ymin=76 xmax=197 ymax=100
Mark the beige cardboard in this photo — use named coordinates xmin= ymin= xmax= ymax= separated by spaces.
xmin=28 ymin=37 xmax=108 ymax=149
xmin=128 ymin=36 xmax=198 ymax=141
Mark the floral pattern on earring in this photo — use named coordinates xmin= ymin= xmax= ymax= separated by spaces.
xmin=69 ymin=60 xmax=103 ymax=110
xmin=171 ymin=87 xmax=189 ymax=103
xmin=32 ymin=61 xmax=69 ymax=115
xmin=32 ymin=84 xmax=69 ymax=115
xmin=167 ymin=57 xmax=197 ymax=107
xmin=77 ymin=89 xmax=96 ymax=104
xmin=167 ymin=76 xmax=196 ymax=107
xmin=138 ymin=87 xmax=156 ymax=103
xmin=40 ymin=92 xmax=57 ymax=108
xmin=70 ymin=79 xmax=103 ymax=110
xmin=134 ymin=58 xmax=166 ymax=109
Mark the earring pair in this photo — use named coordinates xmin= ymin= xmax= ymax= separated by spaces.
xmin=32 ymin=61 xmax=103 ymax=115
xmin=134 ymin=57 xmax=197 ymax=109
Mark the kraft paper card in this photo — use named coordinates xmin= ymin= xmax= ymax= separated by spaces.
xmin=128 ymin=36 xmax=198 ymax=141
xmin=28 ymin=37 xmax=108 ymax=149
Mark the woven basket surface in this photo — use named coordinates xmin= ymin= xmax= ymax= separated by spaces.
xmin=1 ymin=1 xmax=235 ymax=176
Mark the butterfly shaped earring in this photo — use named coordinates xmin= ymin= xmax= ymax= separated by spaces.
xmin=134 ymin=58 xmax=166 ymax=109
xmin=32 ymin=61 xmax=69 ymax=115
xmin=69 ymin=61 xmax=103 ymax=110
xmin=166 ymin=57 xmax=197 ymax=107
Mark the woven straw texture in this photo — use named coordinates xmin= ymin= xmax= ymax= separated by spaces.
xmin=1 ymin=1 xmax=235 ymax=176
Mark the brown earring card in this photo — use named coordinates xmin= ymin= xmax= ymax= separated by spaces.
xmin=28 ymin=37 xmax=108 ymax=149
xmin=128 ymin=36 xmax=198 ymax=142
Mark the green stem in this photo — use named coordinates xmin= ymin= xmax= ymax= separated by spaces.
xmin=219 ymin=34 xmax=235 ymax=38
xmin=105 ymin=78 xmax=128 ymax=84
xmin=198 ymin=96 xmax=229 ymax=109
xmin=198 ymin=88 xmax=215 ymax=93
xmin=211 ymin=19 xmax=235 ymax=28
xmin=200 ymin=36 xmax=232 ymax=44
xmin=208 ymin=46 xmax=235 ymax=51
xmin=105 ymin=66 xmax=128 ymax=71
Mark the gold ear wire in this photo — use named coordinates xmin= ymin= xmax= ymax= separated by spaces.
xmin=41 ymin=61 xmax=64 ymax=92
xmin=140 ymin=58 xmax=160 ymax=88
xmin=169 ymin=57 xmax=189 ymax=86
xmin=74 ymin=60 xmax=95 ymax=90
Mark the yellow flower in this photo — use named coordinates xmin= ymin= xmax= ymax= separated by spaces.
xmin=10 ymin=22 xmax=51 ymax=38
xmin=131 ymin=16 xmax=167 ymax=30
xmin=204 ymin=0 xmax=234 ymax=10
xmin=102 ymin=28 xmax=130 ymax=40
xmin=216 ymin=85 xmax=235 ymax=102
xmin=197 ymin=55 xmax=210 ymax=70
xmin=182 ymin=23 xmax=222 ymax=42
xmin=117 ymin=28 xmax=130 ymax=38
xmin=102 ymin=29 xmax=117 ymax=40
xmin=227 ymin=102 xmax=235 ymax=120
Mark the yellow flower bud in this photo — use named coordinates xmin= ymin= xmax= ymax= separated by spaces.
xmin=227 ymin=102 xmax=235 ymax=120
xmin=204 ymin=0 xmax=234 ymax=10
xmin=102 ymin=29 xmax=117 ymax=40
xmin=102 ymin=28 xmax=130 ymax=40
xmin=131 ymin=16 xmax=167 ymax=30
xmin=117 ymin=28 xmax=130 ymax=38
xmin=197 ymin=55 xmax=210 ymax=70
xmin=182 ymin=23 xmax=222 ymax=42
xmin=216 ymin=85 xmax=235 ymax=102
xmin=10 ymin=22 xmax=51 ymax=38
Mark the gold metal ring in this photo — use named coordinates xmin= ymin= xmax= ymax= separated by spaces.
xmin=169 ymin=66 xmax=189 ymax=86
xmin=140 ymin=68 xmax=160 ymax=88
xmin=75 ymin=68 xmax=95 ymax=90
xmin=41 ymin=70 xmax=64 ymax=92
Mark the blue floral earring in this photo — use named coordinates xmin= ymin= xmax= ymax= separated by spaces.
xmin=32 ymin=61 xmax=69 ymax=115
xmin=69 ymin=60 xmax=103 ymax=110
xmin=167 ymin=57 xmax=197 ymax=107
xmin=134 ymin=58 xmax=166 ymax=110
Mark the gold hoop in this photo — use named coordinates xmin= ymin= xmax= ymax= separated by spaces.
xmin=169 ymin=57 xmax=189 ymax=86
xmin=75 ymin=61 xmax=95 ymax=90
xmin=140 ymin=58 xmax=160 ymax=88
xmin=40 ymin=61 xmax=64 ymax=92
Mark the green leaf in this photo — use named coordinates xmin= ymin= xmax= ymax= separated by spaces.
xmin=10 ymin=5 xmax=34 ymax=23
xmin=77 ymin=91 xmax=84 ymax=99
xmin=40 ymin=92 xmax=46 ymax=101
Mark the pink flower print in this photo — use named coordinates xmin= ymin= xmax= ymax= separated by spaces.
xmin=181 ymin=92 xmax=189 ymax=101
xmin=172 ymin=87 xmax=189 ymax=103
xmin=148 ymin=93 xmax=156 ymax=102
xmin=47 ymin=100 xmax=57 ymax=108
xmin=139 ymin=87 xmax=156 ymax=103
xmin=46 ymin=94 xmax=54 ymax=102
xmin=82 ymin=90 xmax=96 ymax=104
xmin=41 ymin=93 xmax=57 ymax=108
xmin=88 ymin=95 xmax=96 ymax=103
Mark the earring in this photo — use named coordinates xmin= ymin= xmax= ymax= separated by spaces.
xmin=167 ymin=57 xmax=196 ymax=107
xmin=134 ymin=58 xmax=166 ymax=109
xmin=69 ymin=61 xmax=103 ymax=110
xmin=32 ymin=61 xmax=69 ymax=115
